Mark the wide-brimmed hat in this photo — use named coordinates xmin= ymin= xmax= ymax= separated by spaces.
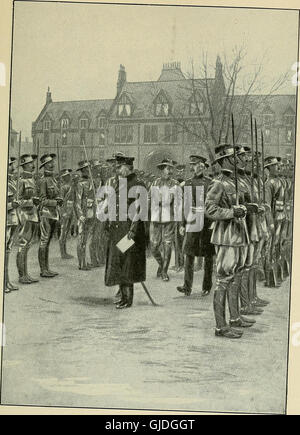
xmin=189 ymin=155 xmax=207 ymax=165
xmin=9 ymin=156 xmax=17 ymax=165
xmin=60 ymin=168 xmax=72 ymax=177
xmin=157 ymin=158 xmax=175 ymax=169
xmin=264 ymin=156 xmax=279 ymax=168
xmin=176 ymin=164 xmax=186 ymax=171
xmin=214 ymin=144 xmax=235 ymax=162
xmin=237 ymin=146 xmax=251 ymax=156
xmin=76 ymin=160 xmax=90 ymax=171
xmin=40 ymin=153 xmax=56 ymax=168
xmin=113 ymin=151 xmax=125 ymax=158
xmin=19 ymin=154 xmax=38 ymax=166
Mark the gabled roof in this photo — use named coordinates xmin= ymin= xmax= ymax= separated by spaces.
xmin=111 ymin=77 xmax=215 ymax=119
xmin=35 ymin=99 xmax=114 ymax=130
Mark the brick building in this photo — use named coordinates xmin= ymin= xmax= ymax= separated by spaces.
xmin=31 ymin=60 xmax=296 ymax=173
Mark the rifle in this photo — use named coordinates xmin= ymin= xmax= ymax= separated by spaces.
xmin=254 ymin=120 xmax=261 ymax=204
xmin=81 ymin=141 xmax=96 ymax=200
xmin=231 ymin=114 xmax=239 ymax=206
xmin=261 ymin=131 xmax=266 ymax=204
xmin=16 ymin=131 xmax=22 ymax=201
xmin=250 ymin=114 xmax=254 ymax=202
xmin=56 ymin=139 xmax=61 ymax=192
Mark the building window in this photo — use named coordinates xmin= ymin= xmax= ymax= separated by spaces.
xmin=284 ymin=114 xmax=295 ymax=126
xmin=118 ymin=94 xmax=132 ymax=117
xmin=187 ymin=123 xmax=200 ymax=143
xmin=154 ymin=92 xmax=170 ymax=117
xmin=262 ymin=114 xmax=274 ymax=126
xmin=80 ymin=130 xmax=86 ymax=144
xmin=44 ymin=120 xmax=51 ymax=130
xmin=144 ymin=125 xmax=158 ymax=143
xmin=286 ymin=129 xmax=293 ymax=143
xmin=189 ymin=98 xmax=204 ymax=116
xmin=264 ymin=128 xmax=271 ymax=143
xmin=61 ymin=151 xmax=67 ymax=162
xmin=115 ymin=125 xmax=133 ymax=143
xmin=44 ymin=131 xmax=49 ymax=146
xmin=98 ymin=117 xmax=107 ymax=129
xmin=164 ymin=124 xmax=177 ymax=143
xmin=62 ymin=132 xmax=67 ymax=146
xmin=61 ymin=118 xmax=69 ymax=129
xmin=80 ymin=119 xmax=89 ymax=129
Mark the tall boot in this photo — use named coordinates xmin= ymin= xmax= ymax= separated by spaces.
xmin=17 ymin=251 xmax=32 ymax=284
xmin=228 ymin=275 xmax=253 ymax=328
xmin=45 ymin=245 xmax=58 ymax=276
xmin=202 ymin=255 xmax=213 ymax=296
xmin=239 ymin=270 xmax=250 ymax=310
xmin=39 ymin=247 xmax=54 ymax=278
xmin=162 ymin=243 xmax=172 ymax=281
xmin=5 ymin=251 xmax=18 ymax=291
xmin=152 ymin=247 xmax=163 ymax=278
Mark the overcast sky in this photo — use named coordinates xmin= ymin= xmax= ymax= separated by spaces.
xmin=11 ymin=1 xmax=299 ymax=138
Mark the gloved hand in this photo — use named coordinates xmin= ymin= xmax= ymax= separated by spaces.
xmin=127 ymin=229 xmax=135 ymax=240
xmin=245 ymin=203 xmax=259 ymax=214
xmin=233 ymin=205 xmax=247 ymax=218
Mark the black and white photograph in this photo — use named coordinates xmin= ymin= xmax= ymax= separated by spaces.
xmin=0 ymin=0 xmax=299 ymax=415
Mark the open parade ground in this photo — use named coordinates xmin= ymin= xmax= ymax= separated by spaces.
xmin=0 ymin=238 xmax=290 ymax=414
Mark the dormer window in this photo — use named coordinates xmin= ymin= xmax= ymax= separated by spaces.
xmin=284 ymin=114 xmax=295 ymax=126
xmin=154 ymin=91 xmax=171 ymax=117
xmin=98 ymin=117 xmax=107 ymax=129
xmin=118 ymin=94 xmax=132 ymax=117
xmin=189 ymin=99 xmax=204 ymax=116
xmin=80 ymin=118 xmax=89 ymax=129
xmin=44 ymin=120 xmax=51 ymax=130
xmin=262 ymin=113 xmax=274 ymax=126
xmin=61 ymin=118 xmax=69 ymax=129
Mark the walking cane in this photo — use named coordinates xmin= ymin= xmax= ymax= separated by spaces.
xmin=141 ymin=282 xmax=159 ymax=306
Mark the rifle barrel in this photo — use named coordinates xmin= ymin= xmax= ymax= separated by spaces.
xmin=254 ymin=120 xmax=261 ymax=203
xmin=250 ymin=114 xmax=254 ymax=202
xmin=231 ymin=114 xmax=239 ymax=206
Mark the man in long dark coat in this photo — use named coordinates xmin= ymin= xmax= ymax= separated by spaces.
xmin=103 ymin=155 xmax=147 ymax=309
xmin=177 ymin=155 xmax=215 ymax=296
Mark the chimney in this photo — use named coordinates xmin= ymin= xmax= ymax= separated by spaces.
xmin=117 ymin=65 xmax=126 ymax=95
xmin=46 ymin=86 xmax=52 ymax=105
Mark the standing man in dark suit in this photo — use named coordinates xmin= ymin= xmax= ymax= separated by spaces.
xmin=177 ymin=155 xmax=215 ymax=296
xmin=103 ymin=155 xmax=147 ymax=309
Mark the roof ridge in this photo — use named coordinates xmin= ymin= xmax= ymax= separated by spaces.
xmin=50 ymin=98 xmax=114 ymax=104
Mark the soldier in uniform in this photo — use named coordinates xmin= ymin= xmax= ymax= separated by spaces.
xmin=177 ymin=155 xmax=215 ymax=296
xmin=264 ymin=156 xmax=285 ymax=287
xmin=149 ymin=159 xmax=181 ymax=282
xmin=58 ymin=168 xmax=75 ymax=259
xmin=104 ymin=155 xmax=147 ymax=309
xmin=171 ymin=164 xmax=186 ymax=272
xmin=38 ymin=153 xmax=63 ymax=278
xmin=5 ymin=157 xmax=20 ymax=293
xmin=90 ymin=160 xmax=105 ymax=267
xmin=17 ymin=154 xmax=40 ymax=284
xmin=75 ymin=161 xmax=96 ymax=271
xmin=205 ymin=144 xmax=255 ymax=339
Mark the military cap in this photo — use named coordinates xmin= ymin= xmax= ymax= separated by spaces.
xmin=176 ymin=164 xmax=186 ymax=171
xmin=60 ymin=168 xmax=72 ymax=177
xmin=189 ymin=155 xmax=207 ymax=164
xmin=214 ymin=144 xmax=235 ymax=162
xmin=40 ymin=153 xmax=56 ymax=168
xmin=264 ymin=156 xmax=279 ymax=168
xmin=237 ymin=146 xmax=251 ymax=155
xmin=106 ymin=157 xmax=116 ymax=163
xmin=115 ymin=155 xmax=135 ymax=167
xmin=76 ymin=160 xmax=90 ymax=171
xmin=91 ymin=159 xmax=102 ymax=168
xmin=157 ymin=158 xmax=175 ymax=169
xmin=19 ymin=154 xmax=38 ymax=166
xmin=113 ymin=151 xmax=125 ymax=158
xmin=9 ymin=156 xmax=17 ymax=165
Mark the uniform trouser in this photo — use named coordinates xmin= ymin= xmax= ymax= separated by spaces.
xmin=183 ymin=254 xmax=213 ymax=292
xmin=17 ymin=220 xmax=39 ymax=278
xmin=5 ymin=225 xmax=18 ymax=286
xmin=90 ymin=220 xmax=106 ymax=265
xmin=39 ymin=217 xmax=58 ymax=272
xmin=213 ymin=245 xmax=247 ymax=329
xmin=77 ymin=217 xmax=94 ymax=267
xmin=150 ymin=222 xmax=176 ymax=273
xmin=239 ymin=242 xmax=257 ymax=308
xmin=59 ymin=214 xmax=72 ymax=251
xmin=174 ymin=224 xmax=184 ymax=269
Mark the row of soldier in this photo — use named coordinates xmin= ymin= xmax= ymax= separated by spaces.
xmin=5 ymin=146 xmax=293 ymax=338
